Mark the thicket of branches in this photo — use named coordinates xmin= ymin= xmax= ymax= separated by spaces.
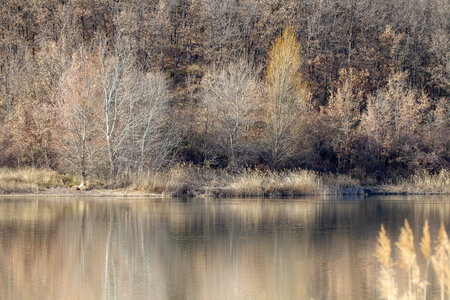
xmin=0 ymin=0 xmax=448 ymax=181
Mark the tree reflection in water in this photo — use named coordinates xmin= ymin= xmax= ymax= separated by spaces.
xmin=0 ymin=196 xmax=448 ymax=300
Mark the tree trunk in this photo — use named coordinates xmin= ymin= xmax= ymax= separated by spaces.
xmin=107 ymin=136 xmax=115 ymax=182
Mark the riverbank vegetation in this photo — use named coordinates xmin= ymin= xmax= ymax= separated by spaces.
xmin=382 ymin=170 xmax=450 ymax=195
xmin=0 ymin=168 xmax=79 ymax=194
xmin=1 ymin=166 xmax=448 ymax=197
xmin=0 ymin=0 xmax=448 ymax=194
xmin=127 ymin=166 xmax=362 ymax=197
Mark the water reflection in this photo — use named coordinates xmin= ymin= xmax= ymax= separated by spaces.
xmin=0 ymin=196 xmax=448 ymax=300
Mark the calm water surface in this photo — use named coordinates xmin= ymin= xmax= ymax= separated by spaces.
xmin=0 ymin=196 xmax=449 ymax=300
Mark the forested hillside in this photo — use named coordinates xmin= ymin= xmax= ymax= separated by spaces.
xmin=0 ymin=0 xmax=448 ymax=182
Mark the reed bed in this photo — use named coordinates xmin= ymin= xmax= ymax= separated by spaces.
xmin=130 ymin=166 xmax=362 ymax=197
xmin=226 ymin=169 xmax=361 ymax=197
xmin=130 ymin=164 xmax=217 ymax=196
xmin=383 ymin=169 xmax=450 ymax=195
xmin=0 ymin=168 xmax=80 ymax=194
xmin=1 ymin=166 xmax=447 ymax=197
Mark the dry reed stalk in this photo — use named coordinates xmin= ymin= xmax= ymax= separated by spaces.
xmin=378 ymin=220 xmax=450 ymax=300
xmin=420 ymin=220 xmax=431 ymax=300
xmin=431 ymin=223 xmax=450 ymax=300
xmin=377 ymin=224 xmax=398 ymax=300
xmin=396 ymin=219 xmax=420 ymax=299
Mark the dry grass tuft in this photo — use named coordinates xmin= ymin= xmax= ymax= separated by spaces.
xmin=385 ymin=169 xmax=450 ymax=194
xmin=225 ymin=169 xmax=361 ymax=197
xmin=0 ymin=168 xmax=80 ymax=194
xmin=265 ymin=170 xmax=323 ymax=196
xmin=321 ymin=173 xmax=361 ymax=195
xmin=130 ymin=164 xmax=215 ymax=196
xmin=226 ymin=170 xmax=266 ymax=197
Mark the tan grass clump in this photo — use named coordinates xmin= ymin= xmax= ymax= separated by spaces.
xmin=387 ymin=169 xmax=450 ymax=194
xmin=409 ymin=169 xmax=450 ymax=193
xmin=226 ymin=169 xmax=265 ymax=197
xmin=270 ymin=170 xmax=323 ymax=195
xmin=0 ymin=168 xmax=80 ymax=193
xmin=227 ymin=169 xmax=360 ymax=197
xmin=131 ymin=164 xmax=213 ymax=196
xmin=226 ymin=169 xmax=336 ymax=197
xmin=321 ymin=173 xmax=361 ymax=194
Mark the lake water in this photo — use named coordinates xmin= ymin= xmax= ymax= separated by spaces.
xmin=0 ymin=196 xmax=449 ymax=300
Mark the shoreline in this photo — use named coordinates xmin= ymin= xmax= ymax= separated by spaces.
xmin=0 ymin=187 xmax=165 ymax=198
xmin=0 ymin=186 xmax=448 ymax=198
xmin=1 ymin=167 xmax=448 ymax=198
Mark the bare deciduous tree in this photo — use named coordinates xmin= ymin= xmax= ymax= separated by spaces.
xmin=99 ymin=38 xmax=147 ymax=179
xmin=202 ymin=60 xmax=261 ymax=168
xmin=361 ymin=72 xmax=433 ymax=175
xmin=99 ymin=37 xmax=180 ymax=180
xmin=133 ymin=72 xmax=180 ymax=175
xmin=58 ymin=48 xmax=102 ymax=185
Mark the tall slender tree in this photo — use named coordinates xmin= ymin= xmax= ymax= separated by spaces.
xmin=266 ymin=27 xmax=309 ymax=169
xmin=57 ymin=48 xmax=102 ymax=185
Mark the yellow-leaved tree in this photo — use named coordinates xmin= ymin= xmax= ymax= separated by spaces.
xmin=266 ymin=27 xmax=309 ymax=168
